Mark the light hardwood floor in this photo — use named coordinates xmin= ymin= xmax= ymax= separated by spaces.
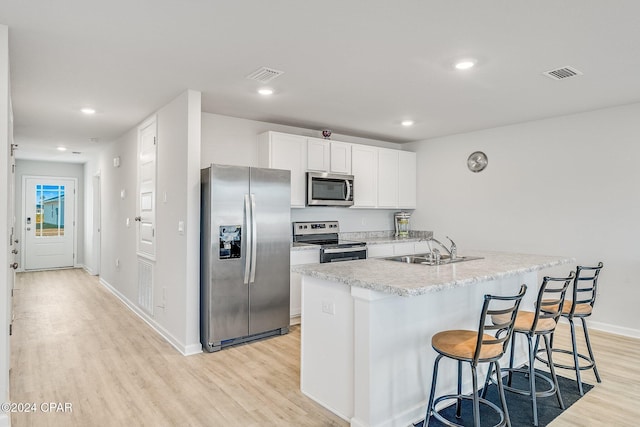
xmin=9 ymin=269 xmax=640 ymax=426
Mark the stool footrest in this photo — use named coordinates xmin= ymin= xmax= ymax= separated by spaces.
xmin=494 ymin=367 xmax=558 ymax=398
xmin=429 ymin=393 xmax=507 ymax=427
xmin=536 ymin=348 xmax=596 ymax=371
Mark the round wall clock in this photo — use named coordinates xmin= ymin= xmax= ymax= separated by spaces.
xmin=467 ymin=151 xmax=488 ymax=173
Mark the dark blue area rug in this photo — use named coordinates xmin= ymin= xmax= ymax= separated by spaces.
xmin=414 ymin=369 xmax=593 ymax=427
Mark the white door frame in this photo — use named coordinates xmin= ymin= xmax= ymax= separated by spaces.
xmin=21 ymin=175 xmax=78 ymax=270
xmin=92 ymin=172 xmax=101 ymax=275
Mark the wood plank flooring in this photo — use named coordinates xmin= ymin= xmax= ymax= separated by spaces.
xmin=9 ymin=268 xmax=640 ymax=426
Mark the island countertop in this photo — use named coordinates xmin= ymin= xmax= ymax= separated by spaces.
xmin=291 ymin=251 xmax=574 ymax=297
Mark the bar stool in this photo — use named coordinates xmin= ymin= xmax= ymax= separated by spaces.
xmin=537 ymin=262 xmax=603 ymax=395
xmin=424 ymin=284 xmax=526 ymax=427
xmin=483 ymin=273 xmax=573 ymax=427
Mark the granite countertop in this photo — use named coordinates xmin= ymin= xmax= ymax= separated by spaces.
xmin=291 ymin=251 xmax=574 ymax=297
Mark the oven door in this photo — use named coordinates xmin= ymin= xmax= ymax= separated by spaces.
xmin=307 ymin=172 xmax=354 ymax=206
xmin=320 ymin=246 xmax=367 ymax=263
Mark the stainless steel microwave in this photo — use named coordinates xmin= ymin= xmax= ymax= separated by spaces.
xmin=307 ymin=172 xmax=354 ymax=207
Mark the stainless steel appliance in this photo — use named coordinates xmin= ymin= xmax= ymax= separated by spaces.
xmin=307 ymin=172 xmax=354 ymax=207
xmin=292 ymin=221 xmax=367 ymax=263
xmin=201 ymin=164 xmax=291 ymax=352
xmin=394 ymin=211 xmax=411 ymax=237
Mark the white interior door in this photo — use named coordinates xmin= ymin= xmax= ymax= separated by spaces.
xmin=23 ymin=177 xmax=76 ymax=270
xmin=137 ymin=118 xmax=156 ymax=259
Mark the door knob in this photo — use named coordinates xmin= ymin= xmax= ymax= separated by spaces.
xmin=11 ymin=249 xmax=18 ymax=254
xmin=10 ymin=262 xmax=18 ymax=270
xmin=134 ymin=216 xmax=142 ymax=222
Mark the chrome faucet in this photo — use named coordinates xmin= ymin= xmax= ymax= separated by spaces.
xmin=429 ymin=236 xmax=457 ymax=260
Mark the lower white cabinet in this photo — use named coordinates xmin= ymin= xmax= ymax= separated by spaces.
xmin=290 ymin=248 xmax=320 ymax=317
xmin=367 ymin=241 xmax=429 ymax=258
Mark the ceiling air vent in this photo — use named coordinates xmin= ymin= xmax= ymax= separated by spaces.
xmin=542 ymin=66 xmax=583 ymax=81
xmin=246 ymin=67 xmax=284 ymax=83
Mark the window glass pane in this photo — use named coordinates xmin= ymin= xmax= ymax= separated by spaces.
xmin=35 ymin=184 xmax=65 ymax=237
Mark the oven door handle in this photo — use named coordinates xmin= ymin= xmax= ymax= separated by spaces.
xmin=322 ymin=246 xmax=366 ymax=254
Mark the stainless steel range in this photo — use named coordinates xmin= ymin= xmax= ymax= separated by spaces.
xmin=293 ymin=221 xmax=367 ymax=263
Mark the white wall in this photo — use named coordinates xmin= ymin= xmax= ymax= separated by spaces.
xmin=0 ymin=23 xmax=10 ymax=427
xmin=201 ymin=113 xmax=403 ymax=232
xmin=14 ymin=160 xmax=85 ymax=269
xmin=405 ymin=102 xmax=640 ymax=337
xmin=85 ymin=90 xmax=202 ymax=354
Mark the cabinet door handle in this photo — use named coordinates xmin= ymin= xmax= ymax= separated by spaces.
xmin=10 ymin=262 xmax=18 ymax=270
xmin=134 ymin=216 xmax=142 ymax=222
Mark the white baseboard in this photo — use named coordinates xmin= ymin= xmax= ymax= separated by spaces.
xmin=558 ymin=317 xmax=640 ymax=339
xmin=99 ymin=278 xmax=202 ymax=356
xmin=589 ymin=320 xmax=640 ymax=339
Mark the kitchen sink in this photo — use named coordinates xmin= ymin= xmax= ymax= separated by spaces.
xmin=383 ymin=253 xmax=483 ymax=266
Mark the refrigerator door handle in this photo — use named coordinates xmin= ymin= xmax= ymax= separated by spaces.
xmin=243 ymin=194 xmax=252 ymax=285
xmin=249 ymin=193 xmax=258 ymax=283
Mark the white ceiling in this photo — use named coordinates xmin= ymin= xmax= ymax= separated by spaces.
xmin=3 ymin=1 xmax=640 ymax=163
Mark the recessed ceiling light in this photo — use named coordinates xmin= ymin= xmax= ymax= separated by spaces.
xmin=81 ymin=107 xmax=96 ymax=115
xmin=57 ymin=146 xmax=67 ymax=151
xmin=258 ymin=88 xmax=274 ymax=96
xmin=454 ymin=60 xmax=476 ymax=70
xmin=401 ymin=120 xmax=414 ymax=127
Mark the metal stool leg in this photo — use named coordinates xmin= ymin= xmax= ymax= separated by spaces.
xmin=424 ymin=354 xmax=443 ymax=427
xmin=493 ymin=360 xmax=511 ymax=427
xmin=568 ymin=318 xmax=585 ymax=396
xmin=456 ymin=360 xmax=463 ymax=418
xmin=581 ymin=317 xmax=602 ymax=383
xmin=471 ymin=364 xmax=480 ymax=427
xmin=527 ymin=335 xmax=539 ymax=427
xmin=543 ymin=334 xmax=565 ymax=409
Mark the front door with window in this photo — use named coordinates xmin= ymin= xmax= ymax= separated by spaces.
xmin=23 ymin=177 xmax=76 ymax=270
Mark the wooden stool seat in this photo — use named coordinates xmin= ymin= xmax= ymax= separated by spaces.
xmin=432 ymin=330 xmax=504 ymax=361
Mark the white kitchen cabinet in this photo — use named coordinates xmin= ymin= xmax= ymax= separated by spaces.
xmin=393 ymin=242 xmax=416 ymax=256
xmin=367 ymin=241 xmax=429 ymax=258
xmin=291 ymin=248 xmax=320 ymax=317
xmin=367 ymin=244 xmax=395 ymax=258
xmin=351 ymin=144 xmax=378 ymax=207
xmin=307 ymin=138 xmax=330 ymax=172
xmin=307 ymin=138 xmax=352 ymax=174
xmin=377 ymin=148 xmax=399 ymax=208
xmin=330 ymin=141 xmax=352 ymax=174
xmin=257 ymin=131 xmax=307 ymax=208
xmin=398 ymin=151 xmax=417 ymax=208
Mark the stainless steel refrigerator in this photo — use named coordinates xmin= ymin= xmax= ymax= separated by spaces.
xmin=200 ymin=164 xmax=291 ymax=352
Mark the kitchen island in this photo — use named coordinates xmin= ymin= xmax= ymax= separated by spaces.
xmin=292 ymin=251 xmax=573 ymax=427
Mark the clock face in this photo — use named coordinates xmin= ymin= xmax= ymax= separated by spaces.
xmin=467 ymin=151 xmax=488 ymax=172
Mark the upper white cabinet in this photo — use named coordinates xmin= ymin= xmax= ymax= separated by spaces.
xmin=307 ymin=138 xmax=352 ymax=174
xmin=258 ymin=131 xmax=416 ymax=209
xmin=330 ymin=141 xmax=352 ymax=174
xmin=398 ymin=151 xmax=417 ymax=209
xmin=377 ymin=148 xmax=400 ymax=208
xmin=351 ymin=145 xmax=378 ymax=208
xmin=376 ymin=148 xmax=416 ymax=209
xmin=257 ymin=131 xmax=307 ymax=208
xmin=307 ymin=138 xmax=330 ymax=172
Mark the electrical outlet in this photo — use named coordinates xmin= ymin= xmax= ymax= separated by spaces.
xmin=321 ymin=300 xmax=335 ymax=315
xmin=115 ymin=258 xmax=120 ymax=268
